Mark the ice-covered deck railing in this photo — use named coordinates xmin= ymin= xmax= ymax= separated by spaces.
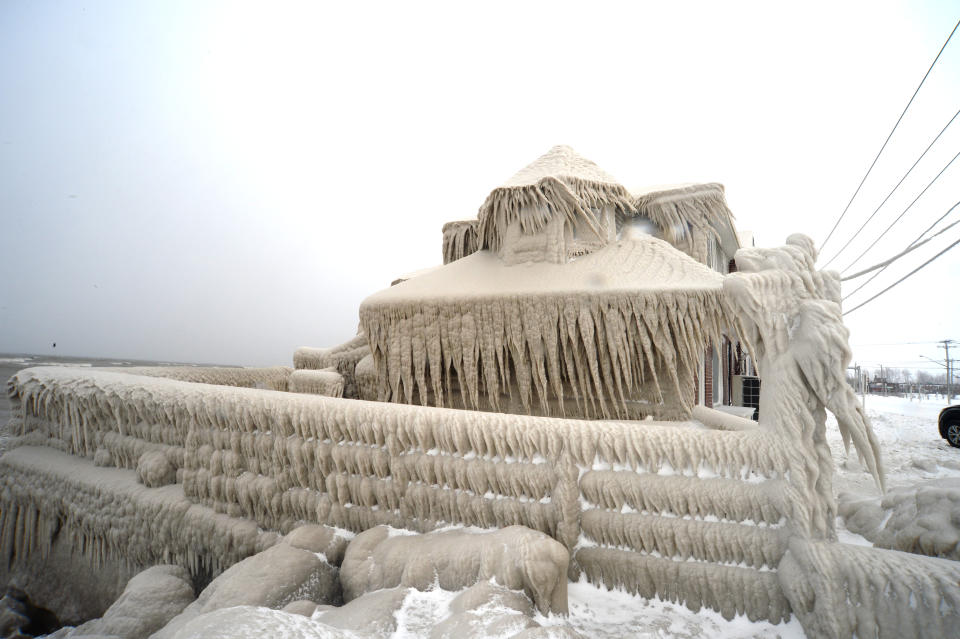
xmin=0 ymin=446 xmax=270 ymax=577
xmin=3 ymin=365 xmax=805 ymax=622
xmin=360 ymin=236 xmax=728 ymax=420
xmin=102 ymin=365 xmax=292 ymax=391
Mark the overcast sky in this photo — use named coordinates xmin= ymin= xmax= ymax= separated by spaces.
xmin=1 ymin=1 xmax=958 ymax=375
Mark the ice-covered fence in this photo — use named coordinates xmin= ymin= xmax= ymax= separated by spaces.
xmin=0 ymin=446 xmax=270 ymax=578
xmin=287 ymin=369 xmax=345 ymax=397
xmin=107 ymin=365 xmax=292 ymax=390
xmin=5 ymin=366 xmax=805 ymax=622
xmin=294 ymin=335 xmax=369 ymax=399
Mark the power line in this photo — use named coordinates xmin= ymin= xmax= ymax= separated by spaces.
xmin=842 ymin=205 xmax=960 ymax=280
xmin=844 ymin=234 xmax=960 ymax=315
xmin=843 ymin=199 xmax=960 ymax=299
xmin=839 ymin=148 xmax=960 ymax=274
xmin=819 ymin=16 xmax=960 ymax=254
xmin=821 ymin=106 xmax=960 ymax=269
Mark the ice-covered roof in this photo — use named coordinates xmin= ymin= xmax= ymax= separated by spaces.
xmin=360 ymin=235 xmax=726 ymax=418
xmin=630 ymin=183 xmax=738 ymax=262
xmin=368 ymin=234 xmax=723 ymax=303
xmin=476 ymin=145 xmax=635 ymax=252
xmin=501 ymin=145 xmax=623 ymax=189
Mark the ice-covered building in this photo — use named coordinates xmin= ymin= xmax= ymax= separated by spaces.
xmin=370 ymin=146 xmax=754 ymax=420
xmin=2 ymin=145 xmax=959 ymax=639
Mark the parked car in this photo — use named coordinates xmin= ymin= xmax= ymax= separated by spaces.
xmin=938 ymin=405 xmax=960 ymax=447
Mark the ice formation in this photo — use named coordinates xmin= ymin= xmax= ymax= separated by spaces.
xmin=441 ymin=220 xmax=479 ymax=264
xmin=723 ymin=234 xmax=885 ymax=537
xmin=109 ymin=365 xmax=292 ymax=390
xmin=633 ymin=183 xmax=736 ymax=264
xmin=293 ymin=335 xmax=369 ymax=399
xmin=360 ymin=236 xmax=726 ymax=420
xmin=341 ymin=525 xmax=569 ymax=614
xmin=54 ymin=565 xmax=194 ymax=639
xmin=3 ymin=145 xmax=951 ymax=638
xmin=4 ymin=363 xmax=805 ymax=622
xmin=839 ymin=479 xmax=960 ymax=559
xmin=288 ymin=369 xmax=345 ymax=397
xmin=779 ymin=538 xmax=960 ymax=638
xmin=475 ymin=145 xmax=634 ymax=255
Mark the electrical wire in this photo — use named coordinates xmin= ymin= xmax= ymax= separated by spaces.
xmin=844 ymin=234 xmax=960 ymax=315
xmin=819 ymin=17 xmax=960 ymax=254
xmin=843 ymin=199 xmax=960 ymax=299
xmin=821 ymin=106 xmax=960 ymax=268
xmin=839 ymin=148 xmax=960 ymax=274
xmin=842 ymin=210 xmax=960 ymax=280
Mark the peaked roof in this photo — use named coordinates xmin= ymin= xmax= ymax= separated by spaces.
xmin=501 ymin=145 xmax=624 ymax=188
xmin=476 ymin=145 xmax=635 ymax=252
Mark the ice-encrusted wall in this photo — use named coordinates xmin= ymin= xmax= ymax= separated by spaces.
xmin=4 ymin=366 xmax=805 ymax=622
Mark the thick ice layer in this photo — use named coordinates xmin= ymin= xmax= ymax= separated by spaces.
xmin=360 ymin=236 xmax=726 ymax=419
xmin=293 ymin=334 xmax=369 ymax=399
xmin=839 ymin=478 xmax=960 ymax=560
xmin=341 ymin=525 xmax=569 ymax=614
xmin=779 ymin=538 xmax=960 ymax=639
xmin=442 ymin=220 xmax=480 ymax=264
xmin=576 ymin=547 xmax=790 ymax=623
xmin=5 ymin=365 xmax=802 ymax=621
xmin=724 ymin=234 xmax=885 ymax=537
xmin=632 ymin=183 xmax=735 ymax=265
xmin=475 ymin=145 xmax=634 ymax=253
xmin=0 ymin=446 xmax=270 ymax=580
xmin=288 ymin=369 xmax=344 ymax=397
xmin=104 ymin=366 xmax=292 ymax=391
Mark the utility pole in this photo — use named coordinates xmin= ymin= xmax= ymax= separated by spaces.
xmin=856 ymin=364 xmax=867 ymax=412
xmin=939 ymin=339 xmax=956 ymax=404
xmin=880 ymin=364 xmax=886 ymax=396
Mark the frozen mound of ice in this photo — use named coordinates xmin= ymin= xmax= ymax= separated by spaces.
xmin=138 ymin=450 xmax=177 ymax=487
xmin=152 ymin=528 xmax=342 ymax=639
xmin=779 ymin=538 xmax=960 ymax=639
xmin=839 ymin=478 xmax=960 ymax=560
xmin=340 ymin=525 xmax=569 ymax=614
xmin=57 ymin=565 xmax=194 ymax=639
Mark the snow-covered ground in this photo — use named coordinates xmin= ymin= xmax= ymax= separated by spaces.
xmin=830 ymin=394 xmax=960 ymax=495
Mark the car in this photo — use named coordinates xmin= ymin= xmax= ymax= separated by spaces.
xmin=938 ymin=405 xmax=960 ymax=448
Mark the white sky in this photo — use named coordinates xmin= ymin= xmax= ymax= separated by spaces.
xmin=0 ymin=0 xmax=958 ymax=372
